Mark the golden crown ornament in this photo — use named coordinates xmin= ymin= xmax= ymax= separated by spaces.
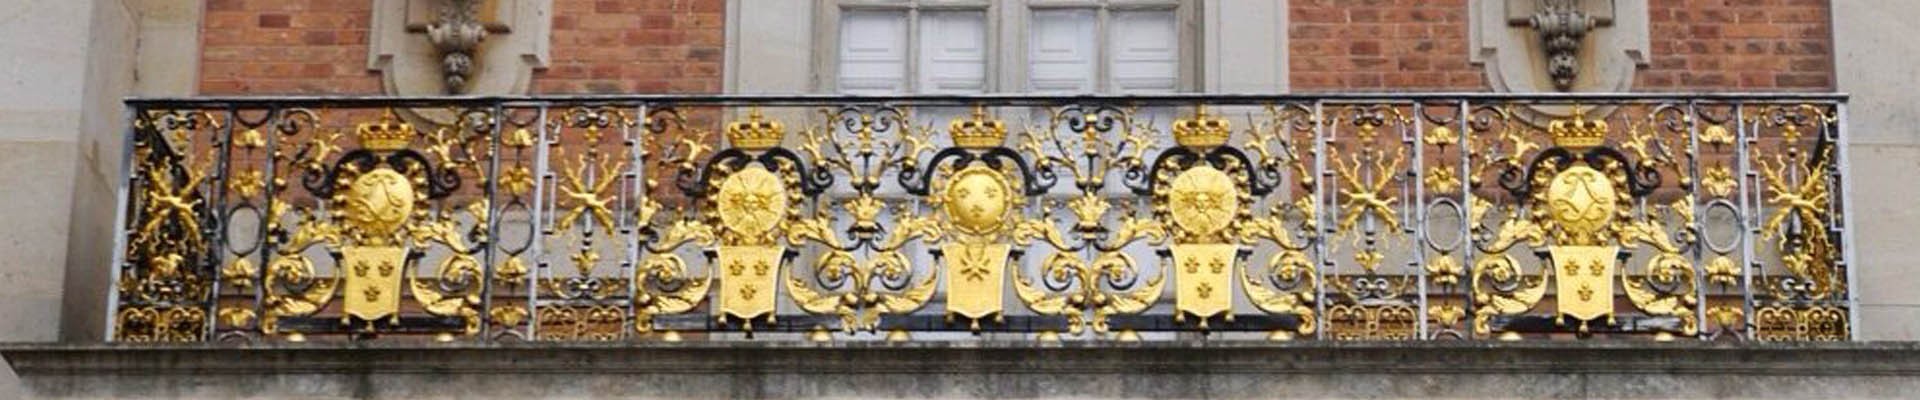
xmin=1549 ymin=104 xmax=1608 ymax=150
xmin=726 ymin=107 xmax=785 ymax=151
xmin=1173 ymin=105 xmax=1231 ymax=148
xmin=355 ymin=111 xmax=416 ymax=152
xmin=949 ymin=106 xmax=1007 ymax=149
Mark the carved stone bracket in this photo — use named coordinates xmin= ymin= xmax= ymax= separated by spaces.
xmin=426 ymin=0 xmax=488 ymax=93
xmin=370 ymin=0 xmax=550 ymax=102
xmin=1526 ymin=0 xmax=1605 ymax=91
xmin=1470 ymin=0 xmax=1648 ymax=96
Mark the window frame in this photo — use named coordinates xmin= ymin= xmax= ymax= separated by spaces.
xmin=812 ymin=0 xmax=1199 ymax=94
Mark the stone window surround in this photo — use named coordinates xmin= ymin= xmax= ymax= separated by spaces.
xmin=725 ymin=0 xmax=1289 ymax=94
xmin=810 ymin=0 xmax=1196 ymax=94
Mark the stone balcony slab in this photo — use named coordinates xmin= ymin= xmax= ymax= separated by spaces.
xmin=5 ymin=341 xmax=1920 ymax=399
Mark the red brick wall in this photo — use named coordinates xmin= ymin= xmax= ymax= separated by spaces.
xmin=537 ymin=0 xmax=725 ymax=93
xmin=1287 ymin=0 xmax=1834 ymax=92
xmin=196 ymin=0 xmax=725 ymax=95
xmin=1289 ymin=0 xmax=1484 ymax=92
xmin=1638 ymin=0 xmax=1832 ymax=91
xmin=199 ymin=0 xmax=380 ymax=94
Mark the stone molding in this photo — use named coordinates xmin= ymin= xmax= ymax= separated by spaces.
xmin=8 ymin=343 xmax=1920 ymax=398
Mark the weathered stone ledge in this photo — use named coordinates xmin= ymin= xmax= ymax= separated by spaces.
xmin=6 ymin=341 xmax=1920 ymax=399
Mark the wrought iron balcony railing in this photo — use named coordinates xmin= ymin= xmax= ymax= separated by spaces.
xmin=109 ymin=93 xmax=1853 ymax=343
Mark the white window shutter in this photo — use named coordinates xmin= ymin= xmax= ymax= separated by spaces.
xmin=1109 ymin=10 xmax=1178 ymax=93
xmin=1027 ymin=9 xmax=1097 ymax=93
xmin=838 ymin=11 xmax=908 ymax=94
xmin=917 ymin=11 xmax=987 ymax=94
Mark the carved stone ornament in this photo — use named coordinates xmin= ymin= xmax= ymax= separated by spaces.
xmin=369 ymin=1 xmax=550 ymax=111
xmin=427 ymin=0 xmax=487 ymax=93
xmin=1470 ymin=0 xmax=1649 ymax=94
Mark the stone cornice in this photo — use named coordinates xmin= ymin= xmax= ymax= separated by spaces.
xmin=9 ymin=342 xmax=1920 ymax=376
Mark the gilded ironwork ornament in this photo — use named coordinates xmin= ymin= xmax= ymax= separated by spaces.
xmin=906 ymin=107 xmax=1043 ymax=331
xmin=109 ymin=96 xmax=1851 ymax=343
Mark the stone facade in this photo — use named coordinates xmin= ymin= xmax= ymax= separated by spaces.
xmin=9 ymin=342 xmax=1920 ymax=399
xmin=1833 ymin=1 xmax=1920 ymax=341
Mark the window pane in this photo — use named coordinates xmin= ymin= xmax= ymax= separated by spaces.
xmin=1108 ymin=10 xmax=1178 ymax=93
xmin=1027 ymin=9 xmax=1096 ymax=93
xmin=839 ymin=10 xmax=908 ymax=94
